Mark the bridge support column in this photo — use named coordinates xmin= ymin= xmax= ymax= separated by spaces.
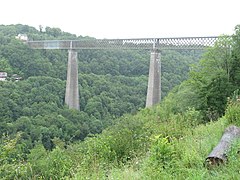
xmin=146 ymin=49 xmax=161 ymax=107
xmin=65 ymin=50 xmax=80 ymax=110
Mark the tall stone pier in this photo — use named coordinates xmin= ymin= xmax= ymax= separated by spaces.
xmin=146 ymin=49 xmax=161 ymax=107
xmin=65 ymin=50 xmax=80 ymax=110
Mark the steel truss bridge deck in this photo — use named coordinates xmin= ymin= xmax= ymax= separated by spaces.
xmin=27 ymin=36 xmax=231 ymax=50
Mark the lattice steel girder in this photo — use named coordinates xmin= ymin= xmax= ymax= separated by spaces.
xmin=27 ymin=36 xmax=232 ymax=50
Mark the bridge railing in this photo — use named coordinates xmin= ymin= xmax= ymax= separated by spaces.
xmin=27 ymin=36 xmax=232 ymax=50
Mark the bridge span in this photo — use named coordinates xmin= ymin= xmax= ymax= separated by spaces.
xmin=28 ymin=37 xmax=219 ymax=50
xmin=27 ymin=36 xmax=231 ymax=110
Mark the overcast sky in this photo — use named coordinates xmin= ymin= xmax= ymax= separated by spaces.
xmin=0 ymin=0 xmax=239 ymax=38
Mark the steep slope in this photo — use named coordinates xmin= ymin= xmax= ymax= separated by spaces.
xmin=0 ymin=24 xmax=202 ymax=146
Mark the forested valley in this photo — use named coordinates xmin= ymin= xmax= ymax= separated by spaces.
xmin=1 ymin=24 xmax=240 ymax=179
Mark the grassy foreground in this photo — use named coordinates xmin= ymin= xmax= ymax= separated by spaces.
xmin=1 ymin=101 xmax=240 ymax=179
xmin=71 ymin=102 xmax=240 ymax=180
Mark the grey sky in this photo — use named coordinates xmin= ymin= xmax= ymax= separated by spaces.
xmin=1 ymin=0 xmax=239 ymax=38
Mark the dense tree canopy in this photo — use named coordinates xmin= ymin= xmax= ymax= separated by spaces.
xmin=0 ymin=24 xmax=203 ymax=154
xmin=1 ymin=24 xmax=240 ymax=179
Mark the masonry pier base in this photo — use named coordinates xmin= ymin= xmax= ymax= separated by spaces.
xmin=146 ymin=49 xmax=161 ymax=107
xmin=65 ymin=50 xmax=80 ymax=110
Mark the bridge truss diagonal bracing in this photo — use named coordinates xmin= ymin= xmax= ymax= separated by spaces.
xmin=27 ymin=36 xmax=232 ymax=50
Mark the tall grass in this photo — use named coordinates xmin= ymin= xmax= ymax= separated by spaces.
xmin=1 ymin=100 xmax=240 ymax=179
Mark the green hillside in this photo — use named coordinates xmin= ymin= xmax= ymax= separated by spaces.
xmin=0 ymin=24 xmax=201 ymax=148
xmin=1 ymin=94 xmax=240 ymax=179
xmin=1 ymin=24 xmax=240 ymax=179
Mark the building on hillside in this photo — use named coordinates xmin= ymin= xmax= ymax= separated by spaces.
xmin=15 ymin=34 xmax=28 ymax=42
xmin=0 ymin=72 xmax=7 ymax=81
xmin=12 ymin=74 xmax=22 ymax=81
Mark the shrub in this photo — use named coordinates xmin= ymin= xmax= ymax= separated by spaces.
xmin=27 ymin=145 xmax=73 ymax=179
xmin=225 ymin=90 xmax=240 ymax=126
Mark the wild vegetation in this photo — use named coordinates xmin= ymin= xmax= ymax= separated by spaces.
xmin=1 ymin=24 xmax=240 ymax=179
xmin=0 ymin=24 xmax=200 ymax=149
